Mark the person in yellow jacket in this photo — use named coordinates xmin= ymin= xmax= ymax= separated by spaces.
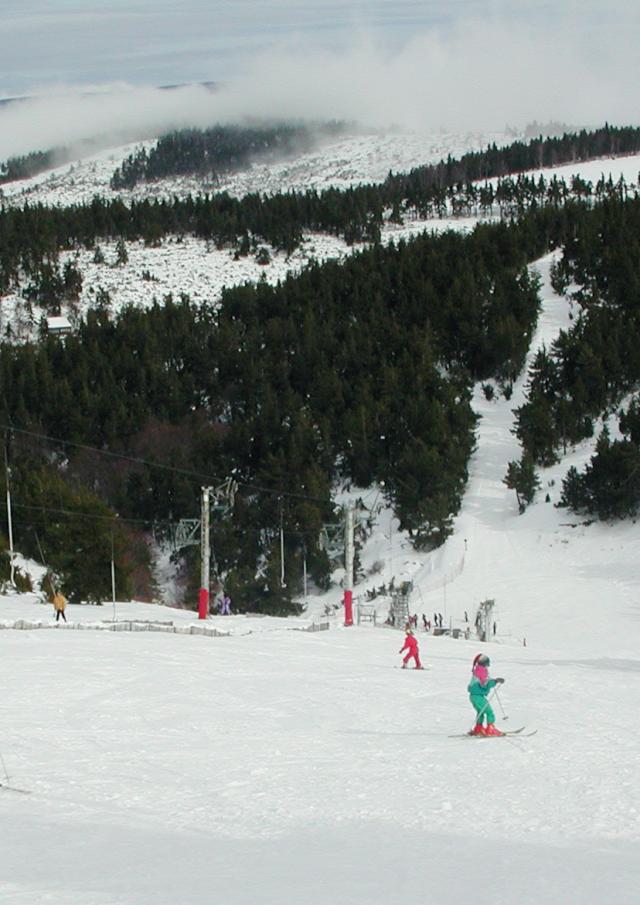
xmin=53 ymin=591 xmax=67 ymax=623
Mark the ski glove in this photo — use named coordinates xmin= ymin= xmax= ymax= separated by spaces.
xmin=494 ymin=677 xmax=505 ymax=684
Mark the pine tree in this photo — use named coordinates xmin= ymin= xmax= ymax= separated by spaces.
xmin=504 ymin=455 xmax=541 ymax=513
xmin=115 ymin=238 xmax=128 ymax=266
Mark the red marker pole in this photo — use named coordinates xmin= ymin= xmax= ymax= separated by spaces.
xmin=198 ymin=587 xmax=209 ymax=620
xmin=344 ymin=588 xmax=353 ymax=626
xmin=198 ymin=486 xmax=211 ymax=619
xmin=344 ymin=504 xmax=354 ymax=626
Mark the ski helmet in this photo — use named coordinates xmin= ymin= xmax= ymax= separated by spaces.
xmin=474 ymin=653 xmax=490 ymax=667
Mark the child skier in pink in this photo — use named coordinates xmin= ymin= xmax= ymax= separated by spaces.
xmin=468 ymin=653 xmax=505 ymax=735
xmin=399 ymin=629 xmax=423 ymax=669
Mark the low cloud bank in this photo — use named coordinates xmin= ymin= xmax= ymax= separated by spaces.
xmin=1 ymin=16 xmax=638 ymax=162
xmin=0 ymin=83 xmax=222 ymax=162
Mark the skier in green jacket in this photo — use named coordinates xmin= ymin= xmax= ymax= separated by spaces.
xmin=468 ymin=653 xmax=505 ymax=736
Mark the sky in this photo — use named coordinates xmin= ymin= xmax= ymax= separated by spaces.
xmin=1 ymin=229 xmax=640 ymax=902
xmin=1 ymin=1 xmax=640 ymax=160
xmin=2 ymin=1 xmax=559 ymax=94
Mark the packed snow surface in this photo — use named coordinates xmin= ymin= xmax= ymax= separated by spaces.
xmin=1 ymin=131 xmax=640 ymax=904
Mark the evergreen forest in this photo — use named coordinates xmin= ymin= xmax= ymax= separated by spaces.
xmin=2 ymin=124 xmax=640 ymax=611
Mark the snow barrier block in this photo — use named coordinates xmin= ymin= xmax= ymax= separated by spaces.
xmin=7 ymin=619 xmax=36 ymax=630
xmin=15 ymin=618 xmax=44 ymax=630
xmin=296 ymin=621 xmax=330 ymax=633
xmin=1 ymin=617 xmax=227 ymax=637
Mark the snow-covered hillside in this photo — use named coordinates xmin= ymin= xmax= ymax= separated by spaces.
xmin=3 ymin=126 xmax=640 ymax=345
xmin=1 ymin=129 xmax=640 ymax=904
xmin=2 ymin=294 xmax=640 ymax=904
xmin=0 ymin=128 xmax=506 ymax=206
xmin=1 ymin=127 xmax=499 ymax=339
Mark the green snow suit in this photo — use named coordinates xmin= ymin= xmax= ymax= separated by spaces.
xmin=468 ymin=675 xmax=497 ymax=725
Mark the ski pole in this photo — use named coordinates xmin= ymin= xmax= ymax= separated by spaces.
xmin=494 ymin=687 xmax=508 ymax=720
xmin=0 ymin=748 xmax=10 ymax=784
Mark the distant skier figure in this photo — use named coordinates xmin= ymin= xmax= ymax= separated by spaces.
xmin=468 ymin=653 xmax=504 ymax=735
xmin=399 ymin=629 xmax=423 ymax=669
xmin=219 ymin=593 xmax=232 ymax=615
xmin=53 ymin=592 xmax=67 ymax=623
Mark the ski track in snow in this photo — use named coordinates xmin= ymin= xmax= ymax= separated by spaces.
xmin=1 ymin=130 xmax=640 ymax=904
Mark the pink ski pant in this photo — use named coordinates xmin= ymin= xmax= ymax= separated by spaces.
xmin=403 ymin=651 xmax=422 ymax=668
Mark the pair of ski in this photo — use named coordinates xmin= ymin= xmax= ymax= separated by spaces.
xmin=449 ymin=726 xmax=537 ymax=739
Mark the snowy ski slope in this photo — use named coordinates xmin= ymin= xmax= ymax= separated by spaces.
xmin=1 ymin=131 xmax=639 ymax=904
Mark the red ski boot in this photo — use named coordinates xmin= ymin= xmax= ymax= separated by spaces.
xmin=471 ymin=723 xmax=486 ymax=736
xmin=484 ymin=723 xmax=504 ymax=736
